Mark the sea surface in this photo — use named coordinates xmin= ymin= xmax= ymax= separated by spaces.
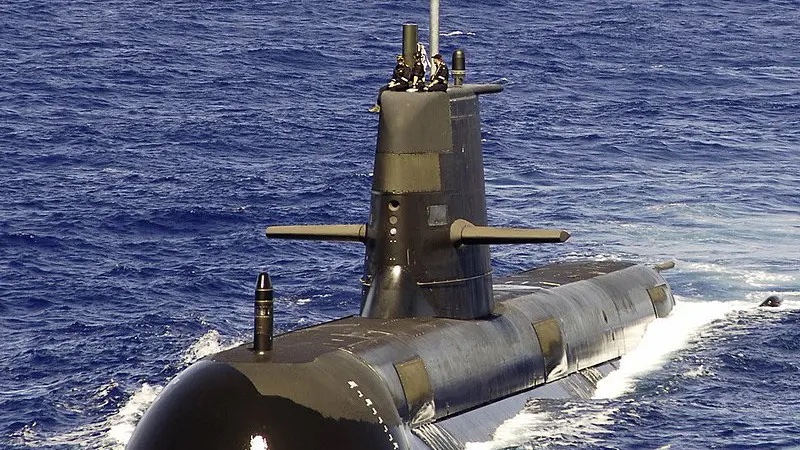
xmin=1 ymin=0 xmax=798 ymax=449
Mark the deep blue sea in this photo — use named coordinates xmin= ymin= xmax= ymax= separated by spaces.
xmin=1 ymin=0 xmax=798 ymax=448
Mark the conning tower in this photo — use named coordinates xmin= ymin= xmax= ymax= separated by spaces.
xmin=360 ymin=84 xmax=569 ymax=319
xmin=268 ymin=30 xmax=568 ymax=320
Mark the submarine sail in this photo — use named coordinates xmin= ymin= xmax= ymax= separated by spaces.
xmin=126 ymin=9 xmax=676 ymax=450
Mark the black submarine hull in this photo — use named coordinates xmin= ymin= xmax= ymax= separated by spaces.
xmin=128 ymin=30 xmax=677 ymax=447
xmin=127 ymin=260 xmax=674 ymax=450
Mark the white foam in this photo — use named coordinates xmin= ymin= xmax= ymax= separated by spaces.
xmin=683 ymin=364 xmax=714 ymax=378
xmin=107 ymin=330 xmax=242 ymax=447
xmin=465 ymin=401 xmax=616 ymax=450
xmin=8 ymin=382 xmax=164 ymax=450
xmin=104 ymin=383 xmax=164 ymax=449
xmin=780 ymin=293 xmax=800 ymax=309
xmin=181 ymin=329 xmax=240 ymax=365
xmin=679 ymin=260 xmax=796 ymax=287
xmin=742 ymin=271 xmax=795 ymax=287
xmin=594 ymin=297 xmax=750 ymax=399
xmin=21 ymin=330 xmax=243 ymax=449
xmin=441 ymin=30 xmax=477 ymax=37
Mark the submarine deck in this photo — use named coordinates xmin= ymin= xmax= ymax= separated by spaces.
xmin=206 ymin=259 xmax=670 ymax=444
xmin=493 ymin=260 xmax=635 ymax=300
xmin=215 ymin=259 xmax=641 ymax=366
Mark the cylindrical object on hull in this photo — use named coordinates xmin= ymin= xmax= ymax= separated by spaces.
xmin=452 ymin=49 xmax=466 ymax=86
xmin=254 ymin=272 xmax=274 ymax=353
xmin=402 ymin=23 xmax=418 ymax=65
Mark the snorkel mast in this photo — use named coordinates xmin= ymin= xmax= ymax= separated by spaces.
xmin=430 ymin=0 xmax=440 ymax=57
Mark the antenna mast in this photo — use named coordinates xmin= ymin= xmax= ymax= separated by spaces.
xmin=430 ymin=0 xmax=439 ymax=56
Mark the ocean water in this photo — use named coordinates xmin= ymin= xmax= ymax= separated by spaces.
xmin=1 ymin=0 xmax=798 ymax=449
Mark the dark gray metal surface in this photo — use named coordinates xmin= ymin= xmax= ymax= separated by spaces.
xmin=129 ymin=259 xmax=673 ymax=450
xmin=403 ymin=23 xmax=419 ymax=64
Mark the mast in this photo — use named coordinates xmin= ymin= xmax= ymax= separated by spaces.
xmin=430 ymin=0 xmax=439 ymax=56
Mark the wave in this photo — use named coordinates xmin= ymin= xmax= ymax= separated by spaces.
xmin=678 ymin=260 xmax=797 ymax=289
xmin=441 ymin=30 xmax=477 ymax=37
xmin=593 ymin=297 xmax=752 ymax=399
xmin=11 ymin=330 xmax=242 ymax=450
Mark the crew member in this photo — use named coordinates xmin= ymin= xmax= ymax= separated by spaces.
xmin=369 ymin=55 xmax=411 ymax=113
xmin=409 ymin=51 xmax=426 ymax=91
xmin=424 ymin=54 xmax=449 ymax=92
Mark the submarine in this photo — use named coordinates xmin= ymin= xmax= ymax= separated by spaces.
xmin=126 ymin=9 xmax=676 ymax=450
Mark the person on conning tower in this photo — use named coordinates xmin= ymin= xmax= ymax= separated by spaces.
xmin=424 ymin=53 xmax=449 ymax=92
xmin=409 ymin=49 xmax=426 ymax=91
xmin=369 ymin=55 xmax=411 ymax=113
